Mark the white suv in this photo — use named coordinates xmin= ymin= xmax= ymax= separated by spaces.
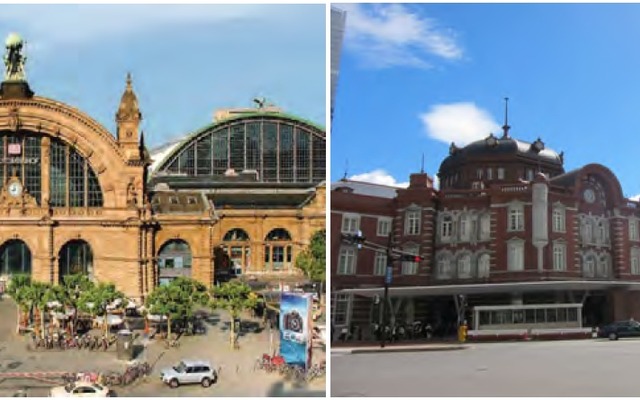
xmin=160 ymin=360 xmax=218 ymax=388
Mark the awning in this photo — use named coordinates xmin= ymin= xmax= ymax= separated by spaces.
xmin=337 ymin=280 xmax=640 ymax=298
xmin=94 ymin=315 xmax=124 ymax=326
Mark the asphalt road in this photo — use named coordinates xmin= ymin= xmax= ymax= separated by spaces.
xmin=332 ymin=339 xmax=640 ymax=397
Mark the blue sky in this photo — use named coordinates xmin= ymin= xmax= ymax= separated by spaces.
xmin=332 ymin=3 xmax=640 ymax=198
xmin=0 ymin=4 xmax=326 ymax=149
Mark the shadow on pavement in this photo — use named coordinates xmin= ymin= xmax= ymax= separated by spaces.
xmin=265 ymin=381 xmax=325 ymax=397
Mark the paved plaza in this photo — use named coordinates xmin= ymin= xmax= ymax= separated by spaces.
xmin=0 ymin=298 xmax=325 ymax=397
xmin=332 ymin=339 xmax=640 ymax=397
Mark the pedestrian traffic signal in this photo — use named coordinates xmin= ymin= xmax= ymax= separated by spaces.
xmin=341 ymin=230 xmax=366 ymax=249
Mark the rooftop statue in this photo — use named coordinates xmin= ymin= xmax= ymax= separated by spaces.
xmin=4 ymin=33 xmax=26 ymax=82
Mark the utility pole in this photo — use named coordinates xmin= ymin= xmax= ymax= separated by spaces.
xmin=341 ymin=231 xmax=423 ymax=349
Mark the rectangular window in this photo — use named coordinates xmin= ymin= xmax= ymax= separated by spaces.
xmin=377 ymin=218 xmax=392 ymax=237
xmin=631 ymin=220 xmax=639 ymax=241
xmin=553 ymin=208 xmax=566 ymax=233
xmin=508 ymin=241 xmax=524 ymax=271
xmin=405 ymin=210 xmax=420 ymax=235
xmin=632 ymin=255 xmax=640 ymax=275
xmin=341 ymin=214 xmax=359 ymax=234
xmin=553 ymin=243 xmax=566 ymax=271
xmin=486 ymin=168 xmax=493 ymax=180
xmin=498 ymin=167 xmax=505 ymax=180
xmin=338 ymin=247 xmax=356 ymax=275
xmin=508 ymin=206 xmax=524 ymax=231
xmin=441 ymin=216 xmax=453 ymax=241
xmin=332 ymin=294 xmax=350 ymax=326
xmin=476 ymin=168 xmax=484 ymax=179
xmin=401 ymin=247 xmax=419 ymax=275
xmin=374 ymin=252 xmax=387 ymax=276
xmin=526 ymin=168 xmax=534 ymax=181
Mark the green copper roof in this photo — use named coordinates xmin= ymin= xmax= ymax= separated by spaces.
xmin=151 ymin=111 xmax=325 ymax=174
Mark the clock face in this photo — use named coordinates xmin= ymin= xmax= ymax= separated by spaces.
xmin=584 ymin=188 xmax=596 ymax=203
xmin=8 ymin=181 xmax=22 ymax=197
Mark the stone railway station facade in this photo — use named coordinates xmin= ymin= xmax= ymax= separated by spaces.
xmin=0 ymin=36 xmax=325 ymax=301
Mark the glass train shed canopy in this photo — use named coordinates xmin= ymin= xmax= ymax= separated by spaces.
xmin=150 ymin=109 xmax=325 ymax=187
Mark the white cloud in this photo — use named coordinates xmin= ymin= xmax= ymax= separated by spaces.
xmin=419 ymin=102 xmax=501 ymax=146
xmin=350 ymin=169 xmax=409 ymax=188
xmin=338 ymin=3 xmax=462 ymax=69
xmin=0 ymin=5 xmax=301 ymax=50
xmin=630 ymin=194 xmax=640 ymax=201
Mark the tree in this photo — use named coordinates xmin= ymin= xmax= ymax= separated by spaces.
xmin=59 ymin=274 xmax=95 ymax=335
xmin=209 ymin=280 xmax=261 ymax=349
xmin=145 ymin=277 xmax=208 ymax=340
xmin=6 ymin=275 xmax=32 ymax=334
xmin=295 ymin=229 xmax=326 ymax=303
xmin=78 ymin=283 xmax=125 ymax=339
xmin=26 ymin=281 xmax=57 ymax=339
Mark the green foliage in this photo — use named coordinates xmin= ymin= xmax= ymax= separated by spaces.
xmin=6 ymin=275 xmax=33 ymax=312
xmin=209 ymin=280 xmax=261 ymax=319
xmin=295 ymin=229 xmax=326 ymax=283
xmin=145 ymin=277 xmax=209 ymax=322
xmin=78 ymin=282 xmax=125 ymax=318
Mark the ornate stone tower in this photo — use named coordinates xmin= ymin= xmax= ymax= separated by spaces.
xmin=116 ymin=73 xmax=142 ymax=161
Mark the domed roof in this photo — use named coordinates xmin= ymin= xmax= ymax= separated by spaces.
xmin=439 ymin=134 xmax=564 ymax=173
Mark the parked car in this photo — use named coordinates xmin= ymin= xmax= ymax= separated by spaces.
xmin=598 ymin=320 xmax=640 ymax=340
xmin=160 ymin=360 xmax=218 ymax=388
xmin=49 ymin=382 xmax=111 ymax=397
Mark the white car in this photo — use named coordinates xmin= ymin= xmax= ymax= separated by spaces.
xmin=160 ymin=360 xmax=218 ymax=388
xmin=49 ymin=382 xmax=110 ymax=397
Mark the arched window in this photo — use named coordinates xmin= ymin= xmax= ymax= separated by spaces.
xmin=597 ymin=255 xmax=611 ymax=278
xmin=264 ymin=228 xmax=292 ymax=272
xmin=584 ymin=254 xmax=596 ymax=278
xmin=222 ymin=229 xmax=251 ymax=272
xmin=436 ymin=253 xmax=453 ymax=280
xmin=50 ymin=138 xmax=103 ymax=207
xmin=59 ymin=240 xmax=93 ymax=283
xmin=0 ymin=239 xmax=31 ymax=276
xmin=477 ymin=253 xmax=490 ymax=278
xmin=158 ymin=239 xmax=192 ymax=285
xmin=457 ymin=253 xmax=472 ymax=278
xmin=158 ymin=118 xmax=325 ymax=184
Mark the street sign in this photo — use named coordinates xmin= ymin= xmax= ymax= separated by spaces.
xmin=385 ymin=266 xmax=393 ymax=284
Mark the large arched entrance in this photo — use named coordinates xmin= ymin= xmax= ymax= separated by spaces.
xmin=59 ymin=240 xmax=94 ymax=283
xmin=222 ymin=228 xmax=251 ymax=273
xmin=157 ymin=239 xmax=192 ymax=285
xmin=264 ymin=228 xmax=293 ymax=272
xmin=0 ymin=239 xmax=32 ymax=277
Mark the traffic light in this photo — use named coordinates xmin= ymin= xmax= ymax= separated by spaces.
xmin=399 ymin=254 xmax=424 ymax=262
xmin=341 ymin=230 xmax=366 ymax=249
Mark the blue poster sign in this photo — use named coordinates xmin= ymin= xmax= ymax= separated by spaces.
xmin=385 ymin=266 xmax=393 ymax=284
xmin=279 ymin=292 xmax=312 ymax=368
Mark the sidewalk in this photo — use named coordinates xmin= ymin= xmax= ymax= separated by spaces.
xmin=331 ymin=342 xmax=469 ymax=355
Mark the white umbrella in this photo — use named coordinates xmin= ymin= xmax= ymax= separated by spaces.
xmin=94 ymin=315 xmax=124 ymax=326
xmin=147 ymin=314 xmax=168 ymax=322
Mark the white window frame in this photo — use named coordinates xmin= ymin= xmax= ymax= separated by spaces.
xmin=497 ymin=167 xmax=505 ymax=180
xmin=552 ymin=207 xmax=565 ymax=233
xmin=459 ymin=214 xmax=470 ymax=241
xmin=373 ymin=252 xmax=387 ymax=276
xmin=507 ymin=239 xmax=525 ymax=271
xmin=436 ymin=253 xmax=453 ymax=280
xmin=457 ymin=253 xmax=472 ymax=278
xmin=597 ymin=255 xmax=610 ymax=278
xmin=479 ymin=213 xmax=491 ymax=241
xmin=553 ymin=242 xmax=566 ymax=271
xmin=508 ymin=204 xmax=524 ymax=232
xmin=405 ymin=209 xmax=421 ymax=235
xmin=441 ymin=214 xmax=454 ymax=241
xmin=377 ymin=217 xmax=392 ymax=237
xmin=341 ymin=213 xmax=360 ymax=234
xmin=584 ymin=254 xmax=596 ymax=277
xmin=632 ymin=248 xmax=640 ymax=275
xmin=631 ymin=219 xmax=639 ymax=242
xmin=477 ymin=253 xmax=490 ymax=278
xmin=486 ymin=168 xmax=493 ymax=180
xmin=476 ymin=168 xmax=484 ymax=179
xmin=526 ymin=168 xmax=534 ymax=181
xmin=401 ymin=245 xmax=419 ymax=275
xmin=331 ymin=293 xmax=351 ymax=326
xmin=337 ymin=246 xmax=357 ymax=275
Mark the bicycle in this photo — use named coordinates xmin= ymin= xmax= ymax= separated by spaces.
xmin=164 ymin=339 xmax=180 ymax=349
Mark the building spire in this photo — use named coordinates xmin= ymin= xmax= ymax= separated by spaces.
xmin=502 ymin=97 xmax=511 ymax=138
xmin=421 ymin=153 xmax=425 ymax=173
xmin=343 ymin=159 xmax=349 ymax=180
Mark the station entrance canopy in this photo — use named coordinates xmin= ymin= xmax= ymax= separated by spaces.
xmin=337 ymin=280 xmax=640 ymax=298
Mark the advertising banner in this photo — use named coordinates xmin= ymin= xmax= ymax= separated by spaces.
xmin=279 ymin=292 xmax=312 ymax=368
